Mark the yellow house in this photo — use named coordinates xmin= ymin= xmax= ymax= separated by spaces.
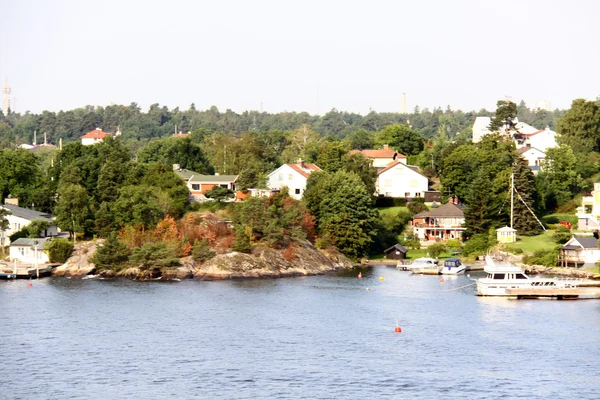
xmin=497 ymin=226 xmax=517 ymax=243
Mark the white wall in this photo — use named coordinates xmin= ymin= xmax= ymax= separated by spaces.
xmin=377 ymin=164 xmax=428 ymax=198
xmin=3 ymin=214 xmax=59 ymax=246
xmin=267 ymin=164 xmax=309 ymax=200
xmin=528 ymin=129 xmax=557 ymax=152
xmin=520 ymin=148 xmax=546 ymax=167
xmin=9 ymin=245 xmax=50 ymax=264
xmin=81 ymin=137 xmax=103 ymax=146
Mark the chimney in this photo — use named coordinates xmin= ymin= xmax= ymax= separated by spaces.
xmin=448 ymin=198 xmax=453 ymax=204
xmin=297 ymin=158 xmax=305 ymax=168
xmin=383 ymin=144 xmax=389 ymax=150
xmin=172 ymin=164 xmax=180 ymax=171
xmin=453 ymin=196 xmax=458 ymax=205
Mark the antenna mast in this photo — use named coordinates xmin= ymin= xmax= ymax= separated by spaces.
xmin=510 ymin=173 xmax=514 ymax=229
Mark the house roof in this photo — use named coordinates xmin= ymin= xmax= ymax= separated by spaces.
xmin=285 ymin=163 xmax=321 ymax=178
xmin=10 ymin=237 xmax=49 ymax=249
xmin=377 ymin=160 xmax=426 ymax=178
xmin=349 ymin=149 xmax=406 ymax=159
xmin=175 ymin=169 xmax=238 ymax=183
xmin=1 ymin=204 xmax=53 ymax=221
xmin=384 ymin=244 xmax=407 ymax=253
xmin=516 ymin=146 xmax=545 ymax=155
xmin=413 ymin=202 xmax=464 ymax=218
xmin=497 ymin=226 xmax=517 ymax=232
xmin=574 ymin=237 xmax=598 ymax=249
xmin=81 ymin=129 xmax=108 ymax=140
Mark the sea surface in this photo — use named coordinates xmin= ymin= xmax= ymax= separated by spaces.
xmin=1 ymin=266 xmax=599 ymax=399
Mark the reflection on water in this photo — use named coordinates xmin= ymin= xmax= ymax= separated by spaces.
xmin=1 ymin=267 xmax=599 ymax=400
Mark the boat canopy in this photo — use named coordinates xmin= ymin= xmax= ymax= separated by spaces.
xmin=444 ymin=258 xmax=461 ymax=267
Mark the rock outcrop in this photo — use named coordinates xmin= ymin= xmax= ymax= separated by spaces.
xmin=53 ymin=240 xmax=102 ymax=278
xmin=54 ymin=239 xmax=356 ymax=280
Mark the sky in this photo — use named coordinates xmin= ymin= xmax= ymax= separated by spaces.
xmin=1 ymin=0 xmax=599 ymax=115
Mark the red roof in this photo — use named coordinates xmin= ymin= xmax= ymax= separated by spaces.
xmin=287 ymin=163 xmax=321 ymax=178
xmin=349 ymin=149 xmax=406 ymax=159
xmin=520 ymin=130 xmax=544 ymax=137
xmin=81 ymin=129 xmax=108 ymax=139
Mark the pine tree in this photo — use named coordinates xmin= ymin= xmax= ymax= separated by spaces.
xmin=511 ymin=159 xmax=543 ymax=236
xmin=464 ymin=171 xmax=498 ymax=237
xmin=90 ymin=233 xmax=131 ymax=271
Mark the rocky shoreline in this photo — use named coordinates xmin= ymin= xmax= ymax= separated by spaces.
xmin=53 ymin=239 xmax=357 ymax=281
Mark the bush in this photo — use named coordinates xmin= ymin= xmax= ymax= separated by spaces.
xmin=192 ymin=239 xmax=216 ymax=262
xmin=551 ymin=226 xmax=572 ymax=244
xmin=523 ymin=247 xmax=559 ymax=267
xmin=232 ymin=225 xmax=252 ymax=253
xmin=511 ymin=247 xmax=524 ymax=255
xmin=427 ymin=242 xmax=447 ymax=259
xmin=402 ymin=233 xmax=421 ymax=249
xmin=374 ymin=196 xmax=407 ymax=208
xmin=463 ymin=234 xmax=491 ymax=255
xmin=543 ymin=216 xmax=559 ymax=225
xmin=445 ymin=239 xmax=462 ymax=252
xmin=46 ymin=239 xmax=74 ymax=263
xmin=130 ymin=243 xmax=180 ymax=268
xmin=90 ymin=233 xmax=131 ymax=271
xmin=407 ymin=199 xmax=428 ymax=214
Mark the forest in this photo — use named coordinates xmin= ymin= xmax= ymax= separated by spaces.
xmin=0 ymin=97 xmax=599 ymax=265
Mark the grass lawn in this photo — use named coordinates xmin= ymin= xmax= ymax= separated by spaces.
xmin=377 ymin=206 xmax=410 ymax=216
xmin=504 ymin=230 xmax=557 ymax=254
xmin=541 ymin=213 xmax=578 ymax=226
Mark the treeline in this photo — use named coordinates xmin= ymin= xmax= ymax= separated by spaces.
xmin=0 ymin=101 xmax=566 ymax=148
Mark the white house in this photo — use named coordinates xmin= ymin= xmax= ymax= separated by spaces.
xmin=0 ymin=203 xmax=59 ymax=246
xmin=267 ymin=160 xmax=321 ymax=200
xmin=9 ymin=238 xmax=50 ymax=264
xmin=348 ymin=145 xmax=407 ymax=169
xmin=376 ymin=161 xmax=428 ymax=198
xmin=558 ymin=237 xmax=600 ymax=268
xmin=81 ymin=128 xmax=109 ymax=146
xmin=514 ymin=126 xmax=557 ymax=152
xmin=516 ymin=146 xmax=546 ymax=174
xmin=472 ymin=117 xmax=492 ymax=143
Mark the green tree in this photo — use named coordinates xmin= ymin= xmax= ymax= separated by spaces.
xmin=374 ymin=124 xmax=424 ymax=156
xmin=204 ymin=186 xmax=234 ymax=202
xmin=0 ymin=208 xmax=9 ymax=258
xmin=536 ymin=145 xmax=584 ymax=209
xmin=464 ymin=170 xmax=498 ymax=236
xmin=557 ymin=99 xmax=600 ymax=153
xmin=341 ymin=153 xmax=377 ymax=196
xmin=192 ymin=239 xmax=216 ymax=262
xmin=427 ymin=242 xmax=447 ymax=259
xmin=26 ymin=219 xmax=50 ymax=237
xmin=46 ymin=239 xmax=74 ymax=263
xmin=316 ymin=141 xmax=349 ymax=173
xmin=510 ymin=159 xmax=543 ymax=236
xmin=90 ymin=233 xmax=131 ymax=271
xmin=489 ymin=100 xmax=518 ymax=132
xmin=54 ymin=184 xmax=90 ymax=239
xmin=113 ymin=185 xmax=164 ymax=228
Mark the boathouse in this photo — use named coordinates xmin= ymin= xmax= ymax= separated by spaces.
xmin=384 ymin=244 xmax=408 ymax=260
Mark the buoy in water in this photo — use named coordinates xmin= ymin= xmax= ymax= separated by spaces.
xmin=379 ymin=277 xmax=384 ymax=281
xmin=27 ymin=283 xmax=33 ymax=287
xmin=395 ymin=326 xmax=402 ymax=333
xmin=439 ymin=277 xmax=444 ymax=283
xmin=358 ymin=272 xmax=362 ymax=279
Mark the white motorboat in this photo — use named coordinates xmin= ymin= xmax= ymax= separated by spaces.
xmin=476 ymin=257 xmax=580 ymax=296
xmin=440 ymin=258 xmax=466 ymax=275
xmin=408 ymin=257 xmax=440 ymax=275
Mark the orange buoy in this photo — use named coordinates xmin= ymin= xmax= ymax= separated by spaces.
xmin=358 ymin=272 xmax=362 ymax=279
xmin=395 ymin=326 xmax=402 ymax=333
xmin=439 ymin=277 xmax=444 ymax=283
xmin=28 ymin=282 xmax=33 ymax=287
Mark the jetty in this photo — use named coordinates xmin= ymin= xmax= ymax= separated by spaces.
xmin=0 ymin=263 xmax=55 ymax=280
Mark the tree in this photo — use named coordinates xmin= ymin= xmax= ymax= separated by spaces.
xmin=90 ymin=233 xmax=131 ymax=271
xmin=374 ymin=124 xmax=424 ymax=156
xmin=427 ymin=242 xmax=447 ymax=259
xmin=204 ymin=186 xmax=234 ymax=202
xmin=557 ymin=99 xmax=600 ymax=153
xmin=0 ymin=208 xmax=9 ymax=258
xmin=192 ymin=239 xmax=216 ymax=262
xmin=54 ymin=183 xmax=90 ymax=239
xmin=489 ymin=100 xmax=518 ymax=132
xmin=46 ymin=239 xmax=74 ymax=263
xmin=536 ymin=145 xmax=584 ymax=209
xmin=26 ymin=219 xmax=50 ymax=238
xmin=112 ymin=185 xmax=164 ymax=228
xmin=510 ymin=159 xmax=543 ymax=236
xmin=316 ymin=141 xmax=349 ymax=173
xmin=341 ymin=153 xmax=377 ymax=196
xmin=464 ymin=170 xmax=498 ymax=236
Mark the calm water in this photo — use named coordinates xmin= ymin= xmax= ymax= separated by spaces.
xmin=1 ymin=266 xmax=599 ymax=399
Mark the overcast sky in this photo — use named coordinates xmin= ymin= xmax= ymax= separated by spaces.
xmin=1 ymin=0 xmax=598 ymax=115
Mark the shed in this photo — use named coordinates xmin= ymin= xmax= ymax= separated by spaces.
xmin=384 ymin=244 xmax=408 ymax=260
xmin=496 ymin=226 xmax=517 ymax=243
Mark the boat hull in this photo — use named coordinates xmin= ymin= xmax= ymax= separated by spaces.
xmin=440 ymin=265 xmax=466 ymax=275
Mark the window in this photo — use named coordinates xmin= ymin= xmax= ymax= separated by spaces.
xmin=295 ymin=189 xmax=301 ymax=195
xmin=415 ymin=192 xmax=421 ymax=197
xmin=493 ymin=274 xmax=505 ymax=280
xmin=405 ymin=192 xmax=410 ymax=198
xmin=288 ymin=174 xmax=294 ymax=181
xmin=192 ymin=184 xmax=200 ymax=190
xmin=279 ymin=174 xmax=284 ymax=181
xmin=220 ymin=184 xmax=228 ymax=188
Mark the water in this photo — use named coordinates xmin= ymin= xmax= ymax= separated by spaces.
xmin=1 ymin=266 xmax=599 ymax=399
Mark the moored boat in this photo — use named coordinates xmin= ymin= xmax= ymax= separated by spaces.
xmin=440 ymin=258 xmax=466 ymax=275
xmin=476 ymin=257 xmax=581 ymax=296
xmin=408 ymin=257 xmax=440 ymax=275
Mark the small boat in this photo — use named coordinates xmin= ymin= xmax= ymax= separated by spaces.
xmin=408 ymin=257 xmax=440 ymax=275
xmin=440 ymin=258 xmax=466 ymax=275
xmin=476 ymin=257 xmax=581 ymax=296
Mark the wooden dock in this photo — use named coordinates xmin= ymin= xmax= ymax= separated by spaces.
xmin=506 ymin=287 xmax=600 ymax=300
xmin=0 ymin=265 xmax=55 ymax=279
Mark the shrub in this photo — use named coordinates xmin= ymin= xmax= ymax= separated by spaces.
xmin=511 ymin=247 xmax=524 ymax=255
xmin=374 ymin=196 xmax=407 ymax=208
xmin=402 ymin=233 xmax=421 ymax=249
xmin=463 ymin=234 xmax=491 ymax=255
xmin=130 ymin=242 xmax=180 ymax=268
xmin=90 ymin=233 xmax=131 ymax=271
xmin=445 ymin=239 xmax=462 ymax=252
xmin=543 ymin=216 xmax=559 ymax=225
xmin=46 ymin=239 xmax=74 ymax=263
xmin=523 ymin=247 xmax=559 ymax=267
xmin=232 ymin=225 xmax=252 ymax=253
xmin=192 ymin=239 xmax=216 ymax=262
xmin=407 ymin=199 xmax=428 ymax=214
xmin=427 ymin=242 xmax=447 ymax=259
xmin=551 ymin=226 xmax=572 ymax=244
